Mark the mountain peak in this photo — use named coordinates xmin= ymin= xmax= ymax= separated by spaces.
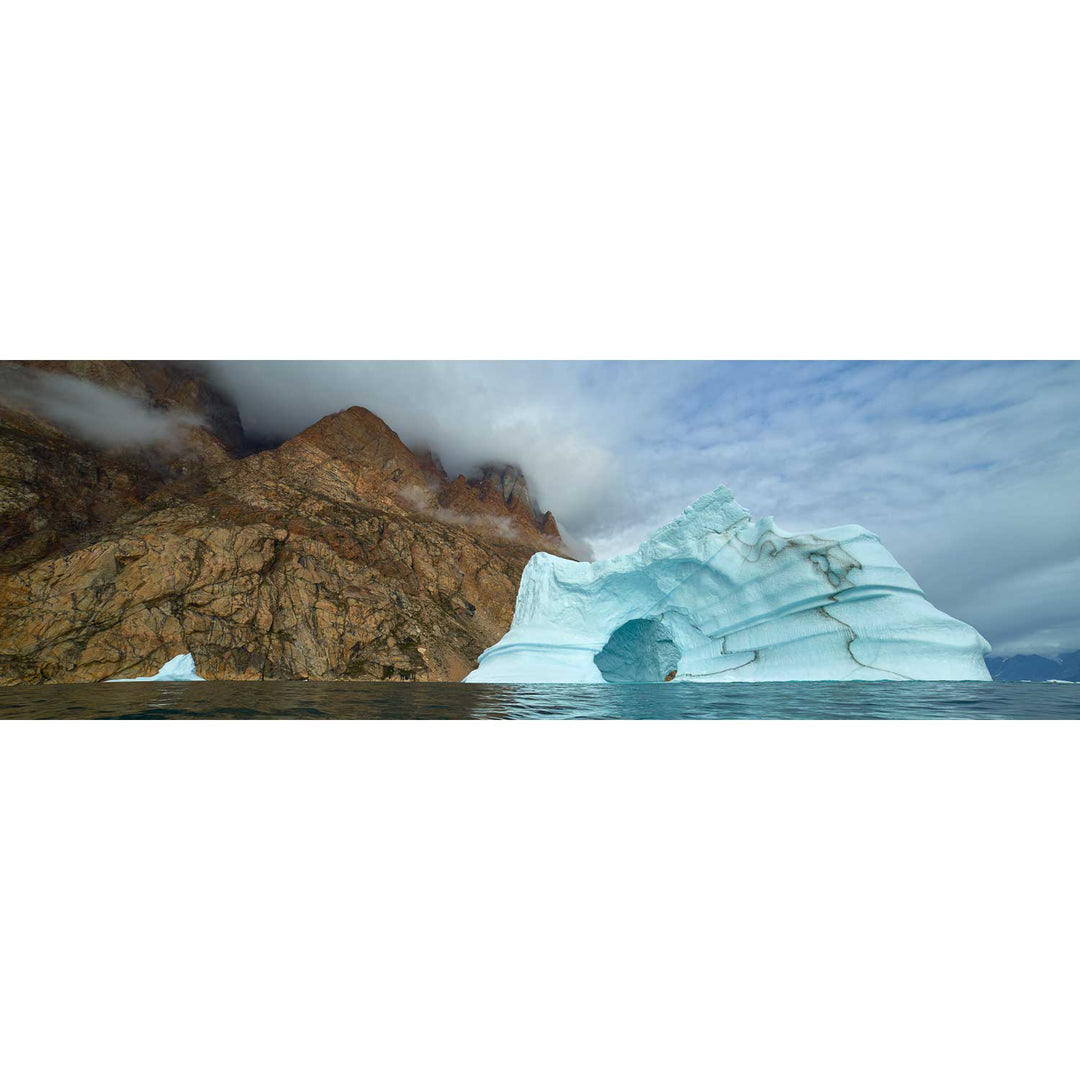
xmin=293 ymin=404 xmax=402 ymax=448
xmin=259 ymin=405 xmax=565 ymax=551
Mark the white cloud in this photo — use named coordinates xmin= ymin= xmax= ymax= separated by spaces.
xmin=1 ymin=367 xmax=205 ymax=450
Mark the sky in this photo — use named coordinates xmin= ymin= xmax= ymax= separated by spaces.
xmin=200 ymin=360 xmax=1080 ymax=658
xmin=6 ymin=360 xmax=1074 ymax=657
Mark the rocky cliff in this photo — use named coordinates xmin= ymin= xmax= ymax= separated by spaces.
xmin=0 ymin=362 xmax=567 ymax=683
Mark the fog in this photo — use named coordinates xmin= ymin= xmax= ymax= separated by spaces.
xmin=0 ymin=367 xmax=204 ymax=450
xmin=202 ymin=361 xmax=637 ymax=546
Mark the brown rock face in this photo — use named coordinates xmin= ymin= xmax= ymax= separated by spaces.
xmin=0 ymin=361 xmax=242 ymax=571
xmin=0 ymin=362 xmax=568 ymax=684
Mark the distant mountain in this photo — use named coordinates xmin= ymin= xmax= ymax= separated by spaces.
xmin=986 ymin=651 xmax=1080 ymax=682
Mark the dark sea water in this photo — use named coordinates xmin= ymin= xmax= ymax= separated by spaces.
xmin=1 ymin=680 xmax=1078 ymax=720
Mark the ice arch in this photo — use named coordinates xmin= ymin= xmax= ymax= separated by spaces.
xmin=464 ymin=486 xmax=992 ymax=684
xmin=594 ymin=618 xmax=682 ymax=683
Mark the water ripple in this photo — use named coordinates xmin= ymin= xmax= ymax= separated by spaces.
xmin=1 ymin=681 xmax=1078 ymax=720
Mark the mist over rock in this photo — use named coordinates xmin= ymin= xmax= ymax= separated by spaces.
xmin=466 ymin=487 xmax=993 ymax=684
xmin=0 ymin=362 xmax=566 ymax=683
xmin=0 ymin=361 xmax=246 ymax=571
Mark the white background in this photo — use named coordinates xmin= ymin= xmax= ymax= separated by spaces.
xmin=2 ymin=1 xmax=1078 ymax=360
xmin=2 ymin=2 xmax=1079 ymax=1078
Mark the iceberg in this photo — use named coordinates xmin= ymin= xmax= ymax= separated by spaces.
xmin=464 ymin=487 xmax=992 ymax=683
xmin=106 ymin=653 xmax=205 ymax=682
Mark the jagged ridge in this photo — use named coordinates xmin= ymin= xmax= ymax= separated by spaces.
xmin=0 ymin=363 xmax=566 ymax=683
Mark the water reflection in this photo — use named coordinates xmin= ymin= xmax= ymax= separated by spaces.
xmin=0 ymin=680 xmax=1078 ymax=720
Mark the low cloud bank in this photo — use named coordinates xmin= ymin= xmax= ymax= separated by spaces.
xmin=397 ymin=484 xmax=533 ymax=544
xmin=202 ymin=361 xmax=633 ymax=551
xmin=0 ymin=367 xmax=205 ymax=450
xmin=396 ymin=483 xmax=593 ymax=559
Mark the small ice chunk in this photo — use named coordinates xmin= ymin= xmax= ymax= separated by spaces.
xmin=107 ymin=653 xmax=205 ymax=682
